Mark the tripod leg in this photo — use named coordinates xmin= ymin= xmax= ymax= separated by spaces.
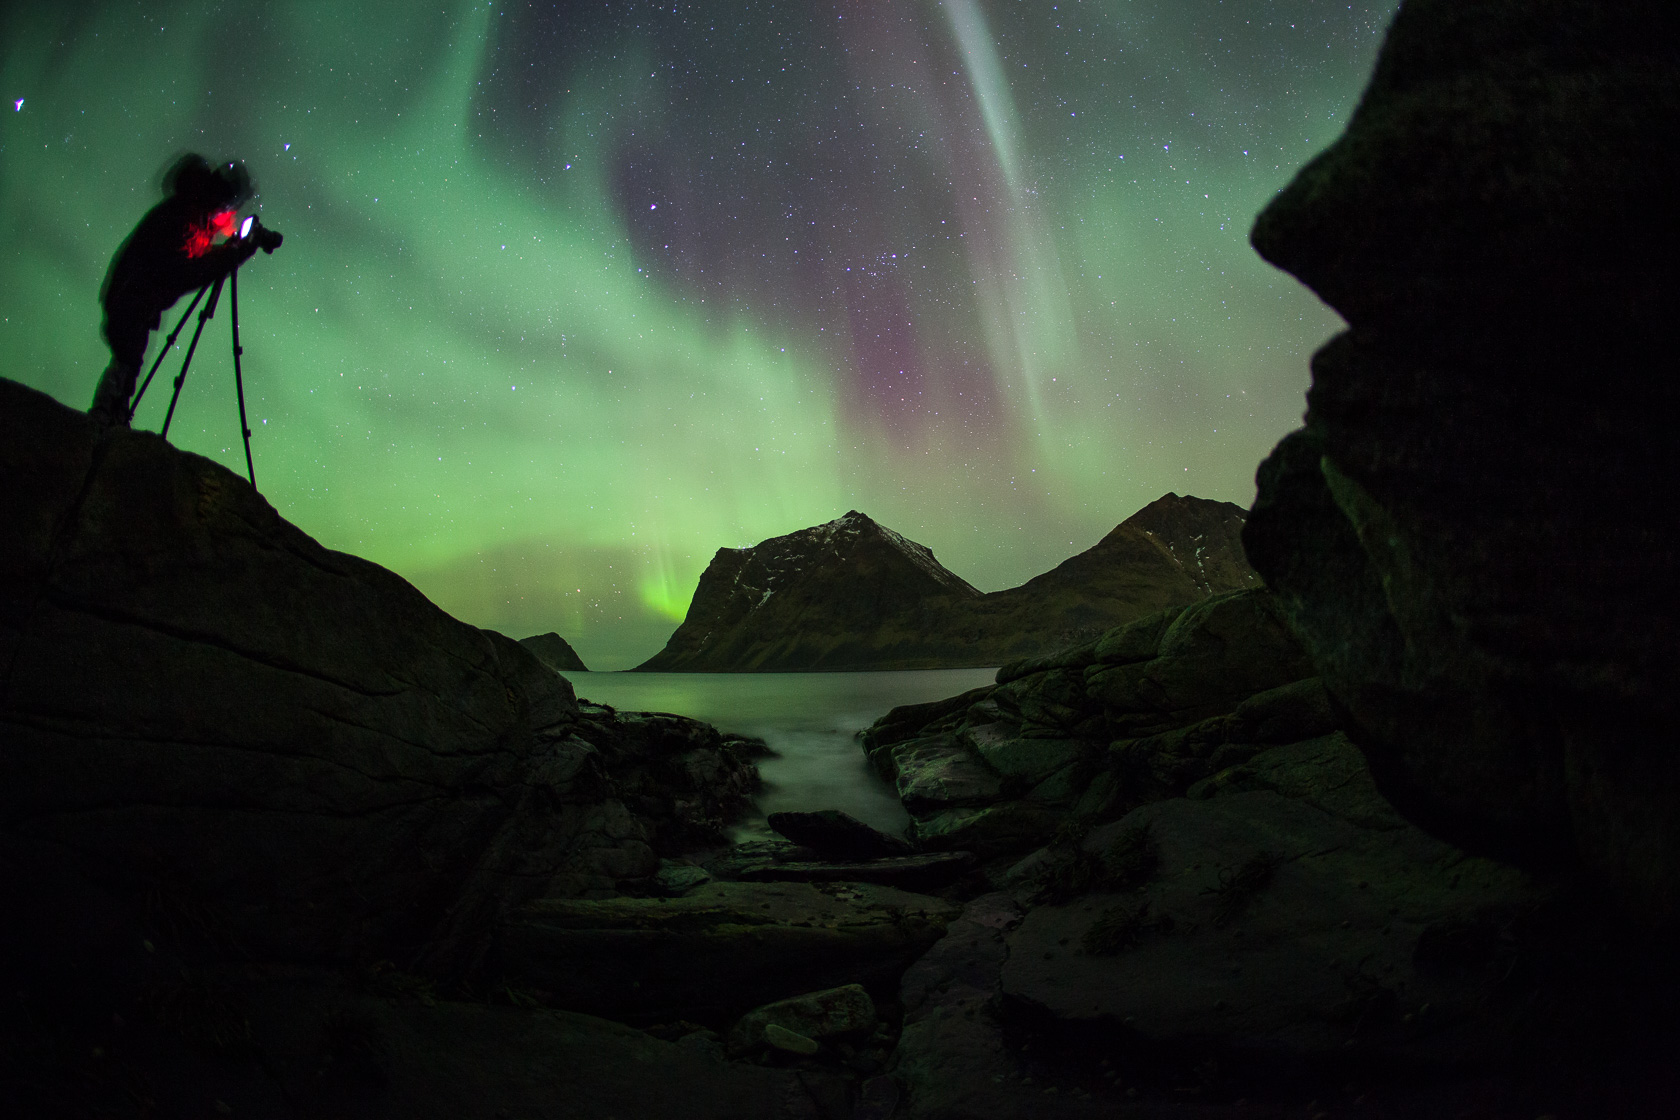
xmin=160 ymin=276 xmax=225 ymax=441
xmin=229 ymin=269 xmax=256 ymax=489
xmin=129 ymin=283 xmax=209 ymax=421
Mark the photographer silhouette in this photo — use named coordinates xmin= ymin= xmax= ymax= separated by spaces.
xmin=89 ymin=154 xmax=263 ymax=429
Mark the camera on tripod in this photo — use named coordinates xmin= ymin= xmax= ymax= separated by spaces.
xmin=238 ymin=214 xmax=284 ymax=254
xmin=127 ymin=209 xmax=287 ymax=489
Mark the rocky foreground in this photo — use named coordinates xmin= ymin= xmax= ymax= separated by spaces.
xmin=2 ymin=369 xmax=1672 ymax=1116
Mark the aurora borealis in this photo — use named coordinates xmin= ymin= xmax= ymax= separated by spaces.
xmin=0 ymin=0 xmax=1397 ymax=668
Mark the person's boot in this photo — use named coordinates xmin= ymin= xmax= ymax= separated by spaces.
xmin=88 ymin=360 xmax=136 ymax=433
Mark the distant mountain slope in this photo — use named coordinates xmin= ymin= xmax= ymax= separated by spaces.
xmin=519 ymin=631 xmax=589 ymax=672
xmin=636 ymin=511 xmax=982 ymax=672
xmin=635 ymin=494 xmax=1259 ymax=672
xmin=967 ymin=493 xmax=1260 ymax=661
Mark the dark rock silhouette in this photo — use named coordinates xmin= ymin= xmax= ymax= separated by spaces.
xmin=518 ymin=630 xmax=588 ymax=672
xmin=0 ymin=378 xmax=796 ymax=1115
xmin=1245 ymin=0 xmax=1680 ymax=929
xmin=637 ymin=494 xmax=1258 ymax=672
xmin=0 ymin=378 xmax=761 ymax=974
xmin=767 ymin=808 xmax=914 ymax=860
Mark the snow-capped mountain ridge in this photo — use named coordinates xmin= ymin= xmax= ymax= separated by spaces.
xmin=636 ymin=494 xmax=1257 ymax=672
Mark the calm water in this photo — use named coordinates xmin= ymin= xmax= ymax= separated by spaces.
xmin=562 ymin=668 xmax=998 ymax=840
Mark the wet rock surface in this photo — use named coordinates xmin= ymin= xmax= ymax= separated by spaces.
xmin=861 ymin=589 xmax=1321 ymax=859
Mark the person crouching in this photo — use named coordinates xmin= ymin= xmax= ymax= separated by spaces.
xmin=89 ymin=154 xmax=261 ymax=429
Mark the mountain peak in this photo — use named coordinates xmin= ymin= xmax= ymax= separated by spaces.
xmin=636 ymin=512 xmax=978 ymax=671
xmin=638 ymin=493 xmax=1261 ymax=672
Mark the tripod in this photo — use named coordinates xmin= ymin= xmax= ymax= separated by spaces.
xmin=128 ymin=264 xmax=258 ymax=489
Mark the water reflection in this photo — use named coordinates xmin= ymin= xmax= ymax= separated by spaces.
xmin=563 ymin=668 xmax=998 ymax=840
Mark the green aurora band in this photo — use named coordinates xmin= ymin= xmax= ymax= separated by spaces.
xmin=0 ymin=0 xmax=1397 ymax=667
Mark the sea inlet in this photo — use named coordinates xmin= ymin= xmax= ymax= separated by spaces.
xmin=561 ymin=668 xmax=998 ymax=840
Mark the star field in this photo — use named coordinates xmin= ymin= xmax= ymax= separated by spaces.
xmin=0 ymin=0 xmax=1397 ymax=667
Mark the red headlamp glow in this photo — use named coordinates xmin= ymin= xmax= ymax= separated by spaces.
xmin=184 ymin=209 xmax=240 ymax=258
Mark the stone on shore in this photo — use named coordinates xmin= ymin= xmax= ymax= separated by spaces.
xmin=495 ymin=880 xmax=960 ymax=1024
xmin=726 ymin=983 xmax=878 ymax=1056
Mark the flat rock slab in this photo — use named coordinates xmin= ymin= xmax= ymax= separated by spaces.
xmin=498 ymin=880 xmax=961 ymax=1023
xmin=892 ymin=893 xmax=1123 ymax=1120
xmin=890 ymin=736 xmax=1003 ymax=812
xmin=1000 ymin=788 xmax=1543 ymax=1065
xmin=730 ymin=852 xmax=978 ymax=892
xmin=968 ymin=732 xmax=1087 ymax=784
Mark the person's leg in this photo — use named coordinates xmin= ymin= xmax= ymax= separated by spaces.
xmin=89 ymin=310 xmax=150 ymax=427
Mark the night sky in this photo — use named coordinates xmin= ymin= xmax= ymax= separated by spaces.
xmin=0 ymin=1 xmax=1397 ymax=668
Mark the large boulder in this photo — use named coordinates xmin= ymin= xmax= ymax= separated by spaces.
xmin=0 ymin=378 xmax=755 ymax=984
xmin=859 ymin=590 xmax=1321 ymax=858
xmin=885 ymin=734 xmax=1676 ymax=1117
xmin=725 ymin=983 xmax=878 ymax=1056
xmin=1244 ymin=0 xmax=1680 ymax=927
xmin=1001 ymin=739 xmax=1545 ymax=1068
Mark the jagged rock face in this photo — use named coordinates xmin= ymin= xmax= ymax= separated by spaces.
xmin=0 ymin=379 xmax=754 ymax=977
xmin=638 ymin=495 xmax=1259 ymax=672
xmin=860 ymin=590 xmax=1322 ymax=858
xmin=1245 ymin=0 xmax=1680 ymax=926
xmin=519 ymin=630 xmax=588 ymax=672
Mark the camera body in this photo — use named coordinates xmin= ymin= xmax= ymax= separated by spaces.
xmin=240 ymin=215 xmax=284 ymax=254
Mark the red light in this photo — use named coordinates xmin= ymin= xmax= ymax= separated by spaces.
xmin=183 ymin=209 xmax=239 ymax=258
